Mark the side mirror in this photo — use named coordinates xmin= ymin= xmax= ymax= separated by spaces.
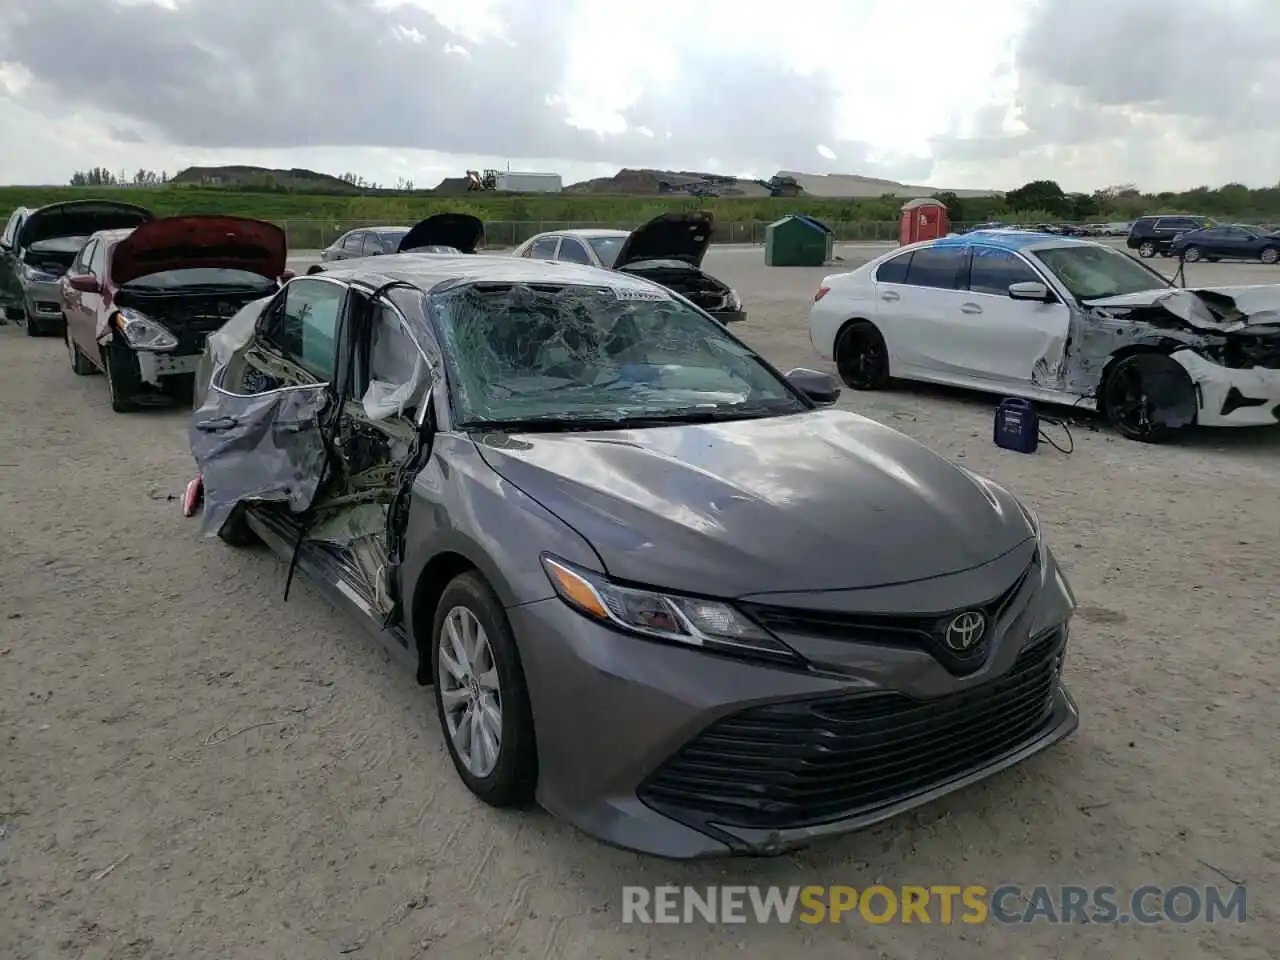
xmin=1008 ymin=281 xmax=1051 ymax=302
xmin=785 ymin=367 xmax=841 ymax=405
xmin=67 ymin=275 xmax=101 ymax=294
xmin=279 ymin=269 xmax=296 ymax=282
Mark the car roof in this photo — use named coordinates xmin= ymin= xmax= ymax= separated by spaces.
xmin=313 ymin=252 xmax=660 ymax=292
xmin=929 ymin=230 xmax=1099 ymax=255
xmin=527 ymin=229 xmax=629 ymax=241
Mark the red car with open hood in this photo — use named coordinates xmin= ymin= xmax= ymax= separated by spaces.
xmin=59 ymin=215 xmax=293 ymax=412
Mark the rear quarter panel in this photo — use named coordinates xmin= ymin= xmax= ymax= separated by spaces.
xmin=808 ymin=268 xmax=877 ymax=359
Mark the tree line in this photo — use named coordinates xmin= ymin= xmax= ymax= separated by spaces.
xmin=68 ymin=168 xmax=171 ymax=187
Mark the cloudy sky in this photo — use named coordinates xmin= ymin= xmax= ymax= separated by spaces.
xmin=0 ymin=0 xmax=1276 ymax=192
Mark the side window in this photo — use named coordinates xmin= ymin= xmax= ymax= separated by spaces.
xmin=89 ymin=240 xmax=109 ymax=277
xmin=967 ymin=247 xmax=1041 ymax=296
xmin=341 ymin=232 xmax=365 ymax=254
xmin=69 ymin=239 xmax=97 ymax=275
xmin=875 ymin=251 xmax=913 ymax=283
xmin=530 ymin=237 xmax=559 ymax=259
xmin=262 ymin=279 xmax=346 ymax=380
xmin=361 ymin=233 xmax=385 ymax=257
xmin=903 ymin=247 xmax=965 ymax=290
xmin=557 ymin=238 xmax=592 ymax=264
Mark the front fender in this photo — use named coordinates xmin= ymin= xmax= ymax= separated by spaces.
xmin=399 ymin=433 xmax=602 ymax=643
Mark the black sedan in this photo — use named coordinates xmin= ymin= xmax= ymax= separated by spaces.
xmin=1169 ymin=224 xmax=1280 ymax=264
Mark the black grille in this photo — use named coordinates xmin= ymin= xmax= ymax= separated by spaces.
xmin=740 ymin=565 xmax=1031 ymax=675
xmin=638 ymin=630 xmax=1064 ymax=831
xmin=171 ymin=314 xmax=232 ymax=354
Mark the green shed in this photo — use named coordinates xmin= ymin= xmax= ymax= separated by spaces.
xmin=764 ymin=214 xmax=834 ymax=266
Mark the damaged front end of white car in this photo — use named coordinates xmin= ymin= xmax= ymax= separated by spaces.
xmin=1067 ymin=284 xmax=1280 ymax=441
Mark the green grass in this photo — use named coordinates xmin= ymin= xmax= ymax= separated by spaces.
xmin=0 ymin=185 xmax=921 ymax=248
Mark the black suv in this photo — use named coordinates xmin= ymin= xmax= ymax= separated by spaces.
xmin=1126 ymin=215 xmax=1214 ymax=258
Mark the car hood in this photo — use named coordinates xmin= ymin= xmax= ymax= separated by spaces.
xmin=17 ymin=200 xmax=152 ymax=248
xmin=398 ymin=213 xmax=484 ymax=253
xmin=612 ymin=212 xmax=713 ymax=268
xmin=474 ymin=408 xmax=1035 ymax=597
xmin=110 ymin=215 xmax=288 ymax=286
xmin=1088 ymin=284 xmax=1280 ymax=332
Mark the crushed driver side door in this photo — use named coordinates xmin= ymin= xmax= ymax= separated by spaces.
xmin=190 ymin=276 xmax=351 ymax=539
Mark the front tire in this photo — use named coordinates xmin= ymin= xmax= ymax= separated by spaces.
xmin=834 ymin=320 xmax=890 ymax=390
xmin=1137 ymin=241 xmax=1157 ymax=258
xmin=66 ymin=326 xmax=96 ymax=376
xmin=1181 ymin=246 xmax=1202 ymax=263
xmin=431 ymin=572 xmax=536 ymax=808
xmin=102 ymin=344 xmax=140 ymax=412
xmin=1261 ymin=246 xmax=1279 ymax=265
xmin=1101 ymin=353 xmax=1196 ymax=443
xmin=216 ymin=505 xmax=260 ymax=547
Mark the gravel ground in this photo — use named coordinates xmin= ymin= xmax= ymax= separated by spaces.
xmin=1 ymin=249 xmax=1278 ymax=959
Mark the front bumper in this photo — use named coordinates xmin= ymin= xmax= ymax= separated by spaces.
xmin=508 ymin=596 xmax=1078 ymax=859
xmin=1173 ymin=350 xmax=1280 ymax=427
xmin=21 ymin=279 xmax=65 ymax=329
xmin=710 ymin=309 xmax=747 ymax=324
xmin=134 ymin=349 xmax=202 ymax=386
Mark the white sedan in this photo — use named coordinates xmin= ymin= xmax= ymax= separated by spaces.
xmin=808 ymin=230 xmax=1280 ymax=442
xmin=511 ymin=214 xmax=746 ymax=323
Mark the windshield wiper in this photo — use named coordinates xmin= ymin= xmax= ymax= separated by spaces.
xmin=459 ymin=401 xmax=804 ymax=433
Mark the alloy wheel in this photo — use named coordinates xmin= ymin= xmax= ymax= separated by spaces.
xmin=1262 ymin=248 xmax=1279 ymax=265
xmin=437 ymin=605 xmax=503 ymax=778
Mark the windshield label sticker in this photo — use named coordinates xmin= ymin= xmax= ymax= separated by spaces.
xmin=612 ymin=286 xmax=670 ymax=302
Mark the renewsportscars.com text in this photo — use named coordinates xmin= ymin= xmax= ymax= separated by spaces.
xmin=621 ymin=884 xmax=1247 ymax=925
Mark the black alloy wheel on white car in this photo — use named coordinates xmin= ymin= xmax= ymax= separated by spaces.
xmin=1101 ymin=353 xmax=1195 ymax=444
xmin=834 ymin=320 xmax=891 ymax=390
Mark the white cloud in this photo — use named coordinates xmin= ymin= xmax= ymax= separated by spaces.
xmin=0 ymin=0 xmax=1275 ymax=192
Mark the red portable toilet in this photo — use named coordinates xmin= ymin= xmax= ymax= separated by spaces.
xmin=899 ymin=198 xmax=949 ymax=245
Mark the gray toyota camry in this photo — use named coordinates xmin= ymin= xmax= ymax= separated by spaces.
xmin=187 ymin=253 xmax=1079 ymax=859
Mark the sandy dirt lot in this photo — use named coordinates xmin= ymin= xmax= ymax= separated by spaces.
xmin=2 ymin=249 xmax=1278 ymax=959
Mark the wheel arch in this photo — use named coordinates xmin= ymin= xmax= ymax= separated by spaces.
xmin=832 ymin=315 xmax=880 ymax=361
xmin=1096 ymin=340 xmax=1191 ymax=414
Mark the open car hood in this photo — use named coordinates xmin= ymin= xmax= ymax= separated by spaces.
xmin=1088 ymin=284 xmax=1280 ymax=333
xmin=398 ymin=213 xmax=484 ymax=253
xmin=17 ymin=200 xmax=153 ymax=248
xmin=110 ymin=215 xmax=288 ymax=286
xmin=612 ymin=212 xmax=713 ymax=268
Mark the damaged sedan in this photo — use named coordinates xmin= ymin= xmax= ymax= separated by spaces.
xmin=0 ymin=199 xmax=153 ymax=336
xmin=809 ymin=230 xmax=1280 ymax=441
xmin=61 ymin=215 xmax=291 ymax=411
xmin=512 ymin=212 xmax=746 ymax=323
xmin=307 ymin=212 xmax=485 ymax=274
xmin=185 ymin=253 xmax=1078 ymax=859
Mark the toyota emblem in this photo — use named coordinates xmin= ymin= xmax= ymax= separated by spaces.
xmin=944 ymin=611 xmax=986 ymax=652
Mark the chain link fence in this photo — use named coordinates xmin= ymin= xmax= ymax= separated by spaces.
xmin=276 ymin=218 xmax=932 ymax=250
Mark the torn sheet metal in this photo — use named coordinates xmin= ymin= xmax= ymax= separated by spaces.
xmin=1063 ymin=284 xmax=1280 ymax=399
xmin=190 ymin=374 xmax=330 ymax=537
xmin=193 ymin=297 xmax=270 ymax=410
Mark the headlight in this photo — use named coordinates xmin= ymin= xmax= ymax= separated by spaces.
xmin=20 ymin=264 xmax=59 ymax=283
xmin=113 ymin=308 xmax=178 ymax=351
xmin=724 ymin=289 xmax=742 ymax=311
xmin=540 ymin=555 xmax=799 ymax=661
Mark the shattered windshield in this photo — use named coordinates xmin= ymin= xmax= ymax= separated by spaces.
xmin=429 ymin=281 xmax=803 ymax=428
xmin=587 ymin=236 xmax=627 ymax=268
xmin=1035 ymin=246 xmax=1171 ymax=301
